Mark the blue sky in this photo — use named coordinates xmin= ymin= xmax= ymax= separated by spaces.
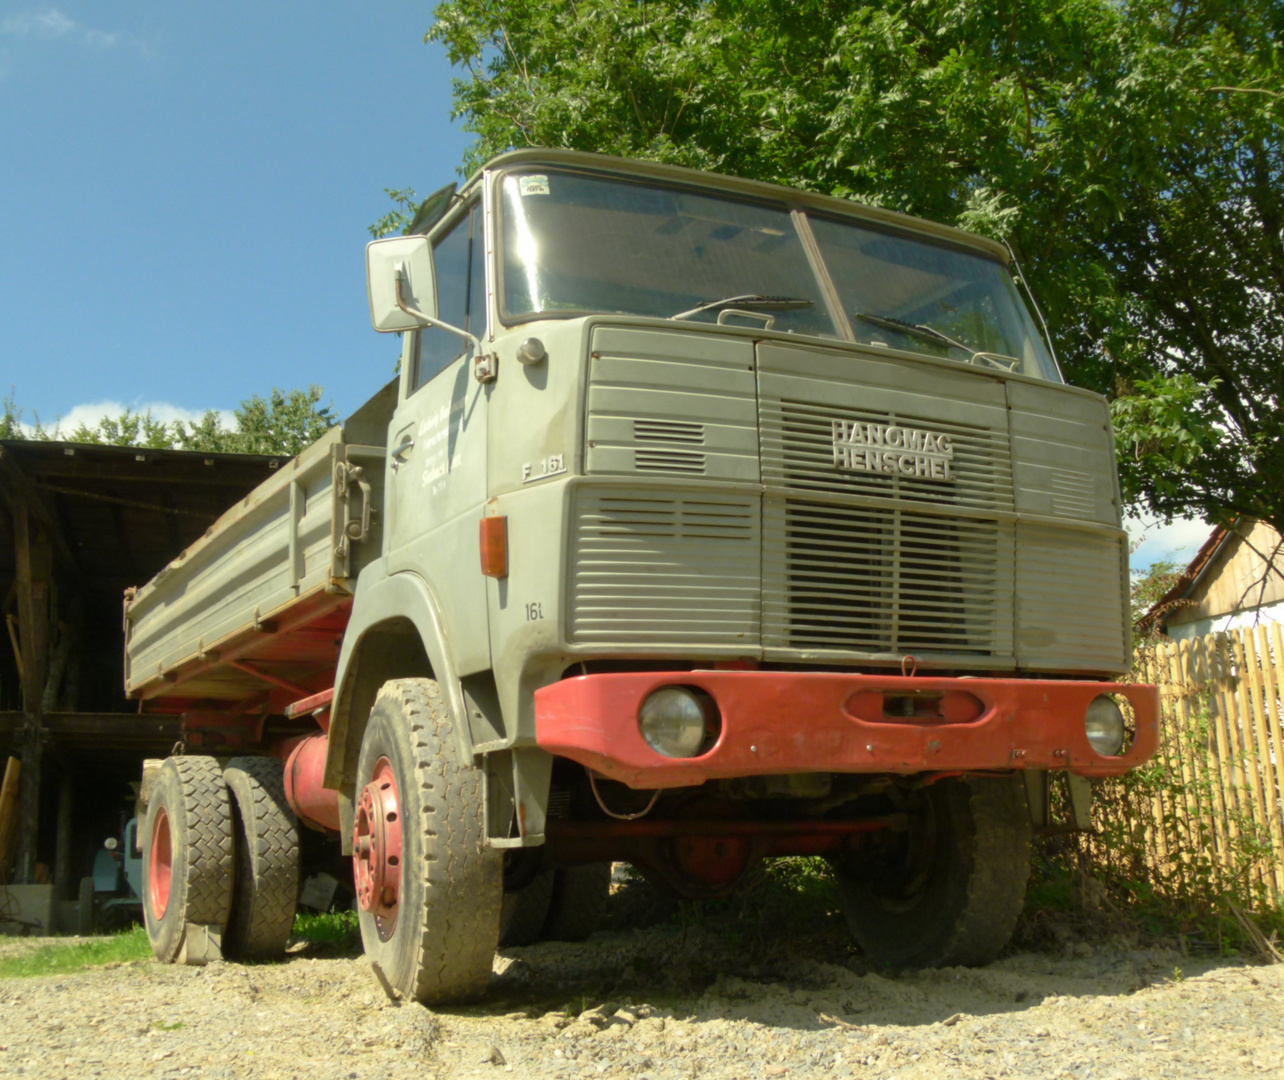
xmin=1 ymin=2 xmax=470 ymax=427
xmin=0 ymin=3 xmax=1208 ymax=570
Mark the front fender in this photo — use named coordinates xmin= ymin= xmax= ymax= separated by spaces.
xmin=325 ymin=562 xmax=472 ymax=793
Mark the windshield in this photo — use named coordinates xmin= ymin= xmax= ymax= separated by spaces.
xmin=499 ymin=170 xmax=837 ymax=337
xmin=497 ymin=167 xmax=1059 ymax=381
xmin=808 ymin=217 xmax=1059 ymax=380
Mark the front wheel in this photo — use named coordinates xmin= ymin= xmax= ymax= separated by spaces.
xmin=831 ymin=776 xmax=1031 ymax=970
xmin=352 ymin=679 xmax=502 ymax=1004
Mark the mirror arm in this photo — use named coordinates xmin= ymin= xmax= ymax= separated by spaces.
xmin=394 ymin=268 xmax=485 ymax=357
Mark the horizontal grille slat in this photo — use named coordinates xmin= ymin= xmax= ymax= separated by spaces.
xmin=568 ymin=490 xmax=760 ymax=645
xmin=634 ymin=419 xmax=705 ymax=444
xmin=1016 ymin=524 xmax=1126 ymax=669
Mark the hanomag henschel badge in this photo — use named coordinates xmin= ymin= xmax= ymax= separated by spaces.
xmin=832 ymin=419 xmax=955 ymax=481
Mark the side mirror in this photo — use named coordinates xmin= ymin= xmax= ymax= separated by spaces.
xmin=366 ymin=236 xmax=436 ymax=333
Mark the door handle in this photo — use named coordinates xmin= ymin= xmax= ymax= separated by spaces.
xmin=391 ymin=435 xmax=415 ymax=469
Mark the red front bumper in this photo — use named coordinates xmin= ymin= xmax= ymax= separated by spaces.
xmin=534 ymin=671 xmax=1158 ymax=789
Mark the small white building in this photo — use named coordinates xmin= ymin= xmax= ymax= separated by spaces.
xmin=1139 ymin=519 xmax=1284 ymax=641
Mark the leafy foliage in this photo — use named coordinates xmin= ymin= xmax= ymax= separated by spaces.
xmin=367 ymin=187 xmax=421 ymax=239
xmin=426 ymin=0 xmax=1283 ymax=534
xmin=1 ymin=386 xmax=336 ymax=458
xmin=1131 ymin=555 xmax=1185 ymax=631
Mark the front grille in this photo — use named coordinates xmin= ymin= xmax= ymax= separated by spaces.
xmin=567 ymin=488 xmax=760 ymax=645
xmin=763 ymin=499 xmax=1013 ymax=656
xmin=760 ymin=393 xmax=1014 ymax=660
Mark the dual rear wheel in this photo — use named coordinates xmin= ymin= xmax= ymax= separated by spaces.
xmin=142 ymin=755 xmax=299 ymax=964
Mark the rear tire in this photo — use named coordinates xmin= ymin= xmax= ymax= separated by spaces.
xmin=353 ymin=679 xmax=502 ymax=1004
xmin=499 ymin=870 xmax=555 ymax=947
xmin=542 ymin=862 xmax=612 ymax=942
xmin=224 ymin=757 xmax=300 ymax=960
xmin=142 ymin=757 xmax=234 ymax=964
xmin=832 ymin=775 xmax=1031 ymax=969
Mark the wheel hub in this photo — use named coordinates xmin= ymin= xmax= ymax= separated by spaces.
xmin=352 ymin=758 xmax=403 ymax=939
xmin=148 ymin=807 xmax=172 ymax=919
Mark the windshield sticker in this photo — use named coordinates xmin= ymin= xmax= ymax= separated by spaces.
xmin=519 ymin=175 xmax=550 ymax=196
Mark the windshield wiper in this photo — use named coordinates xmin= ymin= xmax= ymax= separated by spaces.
xmin=853 ymin=312 xmax=1019 ymax=371
xmin=671 ymin=294 xmax=813 ymax=321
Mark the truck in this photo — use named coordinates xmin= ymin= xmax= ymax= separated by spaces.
xmin=123 ymin=149 xmax=1158 ymax=1003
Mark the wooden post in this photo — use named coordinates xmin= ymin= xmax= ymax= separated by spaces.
xmin=1240 ymin=628 xmax=1283 ymax=893
xmin=0 ymin=756 xmax=20 ymax=882
xmin=54 ymin=771 xmax=74 ymax=900
xmin=12 ymin=488 xmax=52 ymax=884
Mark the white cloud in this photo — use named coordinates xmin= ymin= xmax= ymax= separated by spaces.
xmin=1126 ymin=512 xmax=1215 ymax=573
xmin=20 ymin=399 xmax=236 ymax=437
xmin=1 ymin=8 xmax=120 ymax=48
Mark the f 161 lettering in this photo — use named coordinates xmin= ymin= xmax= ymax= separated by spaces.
xmin=832 ymin=420 xmax=954 ymax=481
xmin=522 ymin=454 xmax=566 ymax=484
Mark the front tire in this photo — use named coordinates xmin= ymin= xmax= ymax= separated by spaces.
xmin=832 ymin=776 xmax=1031 ymax=969
xmin=353 ymin=679 xmax=502 ymax=1004
xmin=142 ymin=757 xmax=234 ymax=964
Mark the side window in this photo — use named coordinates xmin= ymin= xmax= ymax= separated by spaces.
xmin=411 ymin=203 xmax=487 ymax=392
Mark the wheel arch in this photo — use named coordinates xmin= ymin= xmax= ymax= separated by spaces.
xmin=325 ymin=570 xmax=474 ymax=803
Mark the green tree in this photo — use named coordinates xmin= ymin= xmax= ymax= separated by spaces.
xmin=0 ymin=386 xmax=336 ymax=457
xmin=368 ymin=187 xmax=421 ymax=239
xmin=426 ymin=0 xmax=1283 ymax=534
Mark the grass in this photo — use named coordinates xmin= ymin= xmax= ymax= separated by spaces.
xmin=0 ymin=926 xmax=152 ymax=979
xmin=292 ymin=908 xmax=360 ymax=947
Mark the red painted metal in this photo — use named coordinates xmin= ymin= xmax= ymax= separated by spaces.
xmin=535 ymin=671 xmax=1159 ymax=789
xmin=352 ymin=758 xmax=404 ymax=940
xmin=542 ymin=817 xmax=896 ymax=895
xmin=283 ymin=687 xmax=335 ymax=721
xmin=479 ymin=515 xmax=508 ymax=578
xmin=282 ymin=733 xmax=341 ymax=833
xmin=227 ymin=660 xmax=314 ymax=699
xmin=148 ymin=807 xmax=172 ymax=919
xmin=181 ymin=703 xmax=270 ymax=751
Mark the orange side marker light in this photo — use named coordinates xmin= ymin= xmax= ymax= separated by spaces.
xmin=480 ymin=515 xmax=508 ymax=578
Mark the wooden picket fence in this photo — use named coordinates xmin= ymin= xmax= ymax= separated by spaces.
xmin=1087 ymin=626 xmax=1284 ymax=906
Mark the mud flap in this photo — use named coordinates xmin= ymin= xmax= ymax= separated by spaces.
xmin=177 ymin=924 xmax=224 ymax=965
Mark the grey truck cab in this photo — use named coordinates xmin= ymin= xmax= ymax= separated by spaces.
xmin=126 ymin=151 xmax=1156 ymax=1003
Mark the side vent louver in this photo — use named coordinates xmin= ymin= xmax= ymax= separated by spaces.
xmin=635 ymin=449 xmax=706 ymax=474
xmin=634 ymin=419 xmax=705 ymax=444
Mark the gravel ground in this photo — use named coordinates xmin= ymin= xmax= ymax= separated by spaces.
xmin=1 ymin=910 xmax=1281 ymax=1080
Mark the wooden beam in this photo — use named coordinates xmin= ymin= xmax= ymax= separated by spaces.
xmin=0 ymin=448 xmax=79 ymax=576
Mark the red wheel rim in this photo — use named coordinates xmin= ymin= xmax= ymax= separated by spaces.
xmin=149 ymin=807 xmax=172 ymax=919
xmin=352 ymin=757 xmax=404 ymax=940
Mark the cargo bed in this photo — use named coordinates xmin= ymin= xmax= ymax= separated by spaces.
xmin=124 ymin=421 xmax=386 ymax=712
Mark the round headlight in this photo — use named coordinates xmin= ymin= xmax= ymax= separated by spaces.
xmin=1085 ymin=695 xmax=1126 ymax=756
xmin=638 ymin=687 xmax=714 ymax=758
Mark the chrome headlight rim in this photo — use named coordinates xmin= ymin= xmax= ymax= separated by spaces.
xmin=638 ymin=685 xmax=721 ymax=759
xmin=1085 ymin=694 xmax=1127 ymax=757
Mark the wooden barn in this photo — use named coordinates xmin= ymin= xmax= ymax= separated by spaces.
xmin=0 ymin=440 xmax=287 ymax=918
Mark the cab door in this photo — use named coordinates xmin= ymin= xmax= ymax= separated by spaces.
xmin=385 ymin=200 xmax=492 ymax=675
